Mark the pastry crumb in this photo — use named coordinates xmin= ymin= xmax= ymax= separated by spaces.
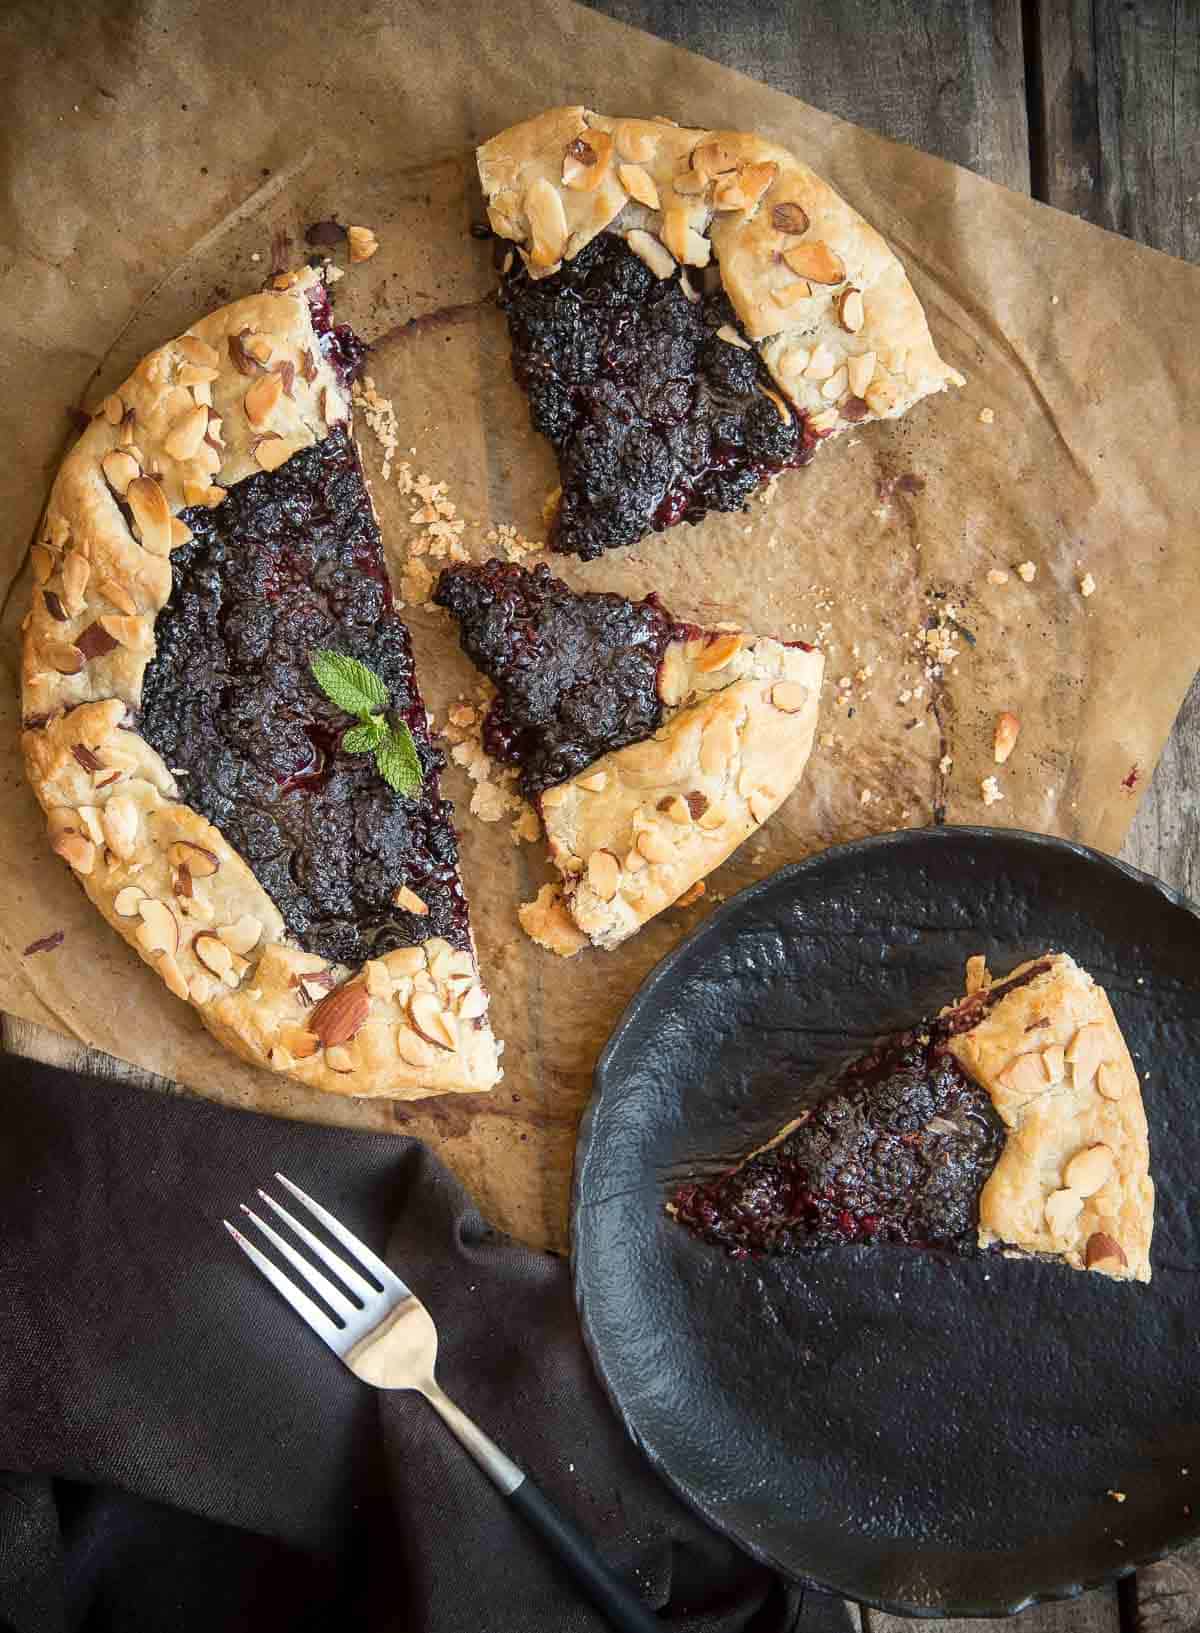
xmin=939 ymin=754 xmax=953 ymax=775
xmin=347 ymin=225 xmax=379 ymax=263
xmin=1107 ymin=1490 xmax=1127 ymax=1503
xmin=1080 ymin=571 xmax=1096 ymax=597
xmin=1016 ymin=560 xmax=1037 ymax=583
xmin=980 ymin=775 xmax=1004 ymax=806
xmin=511 ymin=805 xmax=542 ymax=845
xmin=978 ymin=407 xmax=995 ymax=425
xmin=986 ymin=568 xmax=1010 ymax=586
xmin=486 ymin=522 xmax=544 ymax=562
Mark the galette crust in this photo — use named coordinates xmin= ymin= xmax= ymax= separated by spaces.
xmin=524 ymin=633 xmax=824 ymax=953
xmin=21 ymin=276 xmax=501 ymax=1100
xmin=477 ymin=107 xmax=964 ymax=439
xmin=948 ymin=953 xmax=1152 ymax=1282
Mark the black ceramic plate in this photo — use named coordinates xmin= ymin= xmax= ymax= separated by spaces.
xmin=572 ymin=827 xmax=1200 ymax=1617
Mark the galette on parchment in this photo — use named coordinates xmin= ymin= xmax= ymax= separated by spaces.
xmin=20 ymin=268 xmax=501 ymax=1101
xmin=670 ymin=953 xmax=1153 ymax=1282
xmin=477 ymin=106 xmax=964 ymax=560
xmin=434 ymin=559 xmax=824 ymax=955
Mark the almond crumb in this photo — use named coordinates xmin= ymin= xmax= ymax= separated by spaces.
xmin=1080 ymin=572 xmax=1096 ymax=597
xmin=986 ymin=568 xmax=1010 ymax=586
xmin=1107 ymin=1490 xmax=1126 ymax=1503
xmin=1016 ymin=561 xmax=1037 ymax=583
xmin=978 ymin=407 xmax=995 ymax=425
xmin=994 ymin=711 xmax=1021 ymax=764
xmin=939 ymin=754 xmax=953 ymax=775
xmin=347 ymin=225 xmax=379 ymax=262
xmin=981 ymin=775 xmax=1004 ymax=806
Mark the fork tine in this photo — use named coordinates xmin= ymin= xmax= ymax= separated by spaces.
xmin=256 ymin=1190 xmax=377 ymax=1302
xmin=239 ymin=1206 xmax=359 ymax=1321
xmin=223 ymin=1221 xmax=343 ymax=1346
xmin=274 ymin=1173 xmax=407 ymax=1294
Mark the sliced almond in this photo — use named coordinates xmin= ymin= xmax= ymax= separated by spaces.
xmin=1063 ymin=1143 xmax=1115 ymax=1198
xmin=1085 ymin=1232 xmax=1128 ymax=1273
xmin=996 ymin=1051 xmax=1051 ymax=1096
xmin=586 ymin=849 xmax=621 ymax=902
xmin=561 ymin=130 xmax=613 ymax=191
xmin=127 ymin=476 xmax=173 ymax=556
xmin=697 ymin=801 xmax=728 ymax=831
xmin=177 ymin=334 xmax=221 ymax=370
xmin=194 ymin=932 xmax=234 ymax=980
xmin=658 ymin=794 xmax=692 ymax=826
xmin=624 ymin=846 xmax=648 ymax=874
xmin=712 ymin=161 xmax=777 ymax=213
xmin=614 ymin=121 xmax=656 ymax=162
xmin=101 ymin=393 xmax=125 ymax=425
xmin=56 ymin=552 xmax=89 ymax=619
xmin=820 ymin=366 xmax=849 ymax=402
xmin=625 ymin=228 xmax=676 ymax=280
xmin=771 ymin=201 xmax=810 ymax=235
xmin=782 ymin=241 xmax=846 ymax=285
xmin=325 ymin=1044 xmax=355 ymax=1073
xmin=993 ymin=711 xmax=1021 ymax=764
xmin=253 ymin=436 xmax=292 ymax=472
xmin=188 ymin=972 xmax=216 ymax=1005
xmin=76 ymin=806 xmax=104 ymax=846
xmin=159 ymin=952 xmax=189 ymax=1001
xmin=408 ymin=992 xmax=456 ymax=1052
xmin=618 ymin=162 xmax=660 ymax=209
xmin=52 ymin=830 xmax=95 ymax=873
xmin=347 ymin=225 xmax=379 ymax=262
xmin=1044 ymin=1188 xmax=1083 ymax=1238
xmin=245 ymin=335 xmax=273 ymax=364
xmin=178 ymin=364 xmax=219 ymax=387
xmin=804 ymin=343 xmax=838 ymax=382
xmin=748 ymin=789 xmax=775 ymax=824
xmin=525 ymin=177 xmax=568 ymax=268
xmin=98 ymin=576 xmax=137 ymax=616
xmin=102 ymin=449 xmax=140 ymax=495
xmin=244 ymin=371 xmax=284 ymax=430
xmin=167 ymin=840 xmax=219 ymax=877
xmin=216 ymin=914 xmax=263 ymax=956
xmin=699 ymin=713 xmax=739 ymax=778
xmin=769 ymin=681 xmax=809 ymax=714
xmin=1066 ymin=1022 xmax=1107 ymax=1089
xmin=1041 ymin=1043 xmax=1066 ymax=1083
xmin=836 ymin=287 xmax=865 ymax=333
xmin=846 ymin=351 xmax=877 ymax=398
xmin=114 ymin=885 xmax=146 ymax=916
xmin=396 ymin=1027 xmax=437 ymax=1068
xmin=671 ymin=168 xmax=709 ymax=197
xmin=716 ymin=323 xmax=752 ymax=352
xmin=310 ymin=982 xmax=371 ymax=1047
xmin=98 ymin=614 xmax=149 ymax=651
xmin=635 ymin=827 xmax=675 ymax=864
xmin=393 ymin=885 xmax=429 ymax=916
xmin=458 ymin=984 xmax=489 ymax=1020
xmin=136 ymin=899 xmax=178 ymax=956
xmin=577 ymin=770 xmax=608 ymax=793
xmin=1096 ymin=1062 xmax=1128 ymax=1101
xmin=164 ymin=405 xmax=210 ymax=461
xmin=690 ymin=139 xmax=739 ymax=179
xmin=696 ymin=632 xmax=743 ymax=673
xmin=660 ymin=207 xmax=710 ymax=268
xmin=809 ymin=407 xmax=840 ymax=434
xmin=964 ymin=955 xmax=991 ymax=995
xmin=99 ymin=796 xmax=138 ymax=860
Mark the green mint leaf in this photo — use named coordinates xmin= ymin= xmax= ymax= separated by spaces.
xmin=309 ymin=650 xmax=389 ymax=718
xmin=342 ymin=719 xmax=386 ymax=754
xmin=374 ymin=722 xmax=423 ymax=798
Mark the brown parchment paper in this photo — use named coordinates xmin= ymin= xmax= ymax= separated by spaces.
xmin=2 ymin=0 xmax=1200 ymax=1251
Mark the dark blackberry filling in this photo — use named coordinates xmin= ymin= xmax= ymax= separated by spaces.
xmin=139 ymin=426 xmax=470 ymax=967
xmin=498 ymin=232 xmax=816 ymax=561
xmin=434 ymin=559 xmax=693 ymax=798
xmin=670 ymin=1029 xmax=1007 ymax=1259
xmin=305 ymin=280 xmax=369 ymax=389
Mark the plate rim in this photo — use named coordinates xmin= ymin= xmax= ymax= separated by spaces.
xmin=570 ymin=824 xmax=1200 ymax=1618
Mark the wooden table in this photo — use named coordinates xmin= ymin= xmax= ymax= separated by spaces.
xmin=4 ymin=2 xmax=1197 ymax=1627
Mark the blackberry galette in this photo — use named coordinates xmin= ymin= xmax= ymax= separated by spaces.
xmin=478 ymin=106 xmax=964 ymax=560
xmin=434 ymin=559 xmax=824 ymax=955
xmin=21 ymin=269 xmax=501 ymax=1100
xmin=671 ymin=953 xmax=1153 ymax=1282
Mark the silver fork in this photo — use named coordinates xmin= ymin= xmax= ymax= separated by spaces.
xmin=225 ymin=1174 xmax=661 ymax=1633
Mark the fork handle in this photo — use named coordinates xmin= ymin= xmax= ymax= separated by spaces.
xmin=422 ymin=1381 xmax=661 ymax=1631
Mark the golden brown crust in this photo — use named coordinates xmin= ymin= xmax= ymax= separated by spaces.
xmin=948 ymin=953 xmax=1152 ymax=1282
xmin=21 ymin=279 xmax=502 ymax=1100
xmin=527 ymin=633 xmax=824 ymax=952
xmin=477 ymin=107 xmax=963 ymax=439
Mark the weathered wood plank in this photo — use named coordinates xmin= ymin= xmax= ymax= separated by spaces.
xmin=865 ymin=1599 xmax=1121 ymax=1633
xmin=582 ymin=0 xmax=1031 ymax=188
xmin=1 ymin=1013 xmax=178 ymax=1095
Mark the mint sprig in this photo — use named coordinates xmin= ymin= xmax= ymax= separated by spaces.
xmin=309 ymin=649 xmax=423 ymax=798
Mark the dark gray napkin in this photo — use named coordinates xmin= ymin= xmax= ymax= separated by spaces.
xmin=0 ymin=1057 xmax=855 ymax=1633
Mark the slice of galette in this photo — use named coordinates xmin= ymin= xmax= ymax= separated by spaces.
xmin=433 ymin=559 xmax=824 ymax=955
xmin=477 ymin=106 xmax=964 ymax=560
xmin=21 ymin=268 xmax=501 ymax=1100
xmin=670 ymin=953 xmax=1152 ymax=1282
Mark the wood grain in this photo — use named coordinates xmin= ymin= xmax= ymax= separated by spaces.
xmin=865 ymin=1599 xmax=1120 ymax=1633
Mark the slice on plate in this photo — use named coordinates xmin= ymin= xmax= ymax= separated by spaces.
xmin=21 ymin=268 xmax=500 ymax=1100
xmin=433 ymin=559 xmax=824 ymax=954
xmin=477 ymin=106 xmax=963 ymax=559
xmin=669 ymin=952 xmax=1152 ymax=1281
